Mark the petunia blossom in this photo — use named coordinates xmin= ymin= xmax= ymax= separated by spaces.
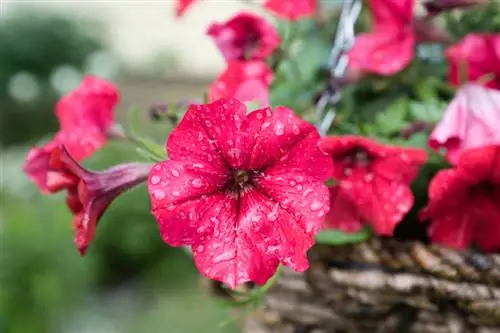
xmin=208 ymin=61 xmax=273 ymax=107
xmin=148 ymin=98 xmax=332 ymax=288
xmin=47 ymin=146 xmax=151 ymax=254
xmin=429 ymin=84 xmax=500 ymax=164
xmin=264 ymin=0 xmax=317 ymax=21
xmin=420 ymin=145 xmax=500 ymax=252
xmin=207 ymin=12 xmax=281 ymax=62
xmin=23 ymin=76 xmax=119 ymax=192
xmin=320 ymin=136 xmax=427 ymax=235
xmin=348 ymin=0 xmax=416 ymax=76
xmin=445 ymin=33 xmax=500 ymax=90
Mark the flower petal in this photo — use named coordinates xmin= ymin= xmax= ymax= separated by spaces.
xmin=56 ymin=76 xmax=118 ymax=131
xmin=372 ymin=147 xmax=428 ymax=183
xmin=149 ymin=159 xmax=229 ymax=211
xmin=209 ymin=61 xmax=273 ymax=107
xmin=194 ymin=187 xmax=313 ymax=289
xmin=247 ymin=106 xmax=319 ymax=171
xmin=457 ymin=145 xmax=500 ymax=184
xmin=264 ymin=0 xmax=317 ymax=20
xmin=23 ymin=139 xmax=60 ymax=193
xmin=348 ymin=30 xmax=415 ymax=76
xmin=324 ymin=186 xmax=364 ymax=233
xmin=369 ymin=0 xmax=415 ymax=29
xmin=427 ymin=210 xmax=474 ymax=250
xmin=176 ymin=0 xmax=196 ymax=16
xmin=341 ymin=174 xmax=414 ymax=235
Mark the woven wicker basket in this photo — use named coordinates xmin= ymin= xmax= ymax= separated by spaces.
xmin=207 ymin=238 xmax=500 ymax=333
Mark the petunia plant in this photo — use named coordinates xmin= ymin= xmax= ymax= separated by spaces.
xmin=23 ymin=0 xmax=500 ymax=305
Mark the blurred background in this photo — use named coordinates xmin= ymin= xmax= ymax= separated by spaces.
xmin=0 ymin=1 xmax=262 ymax=332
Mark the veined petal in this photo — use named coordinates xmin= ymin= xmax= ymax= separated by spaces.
xmin=149 ymin=159 xmax=229 ymax=210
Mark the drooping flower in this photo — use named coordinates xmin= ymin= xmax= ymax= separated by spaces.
xmin=420 ymin=145 xmax=500 ymax=252
xmin=264 ymin=0 xmax=317 ymax=21
xmin=46 ymin=146 xmax=151 ymax=255
xmin=320 ymin=136 xmax=427 ymax=235
xmin=445 ymin=33 xmax=500 ymax=90
xmin=429 ymin=84 xmax=500 ymax=164
xmin=207 ymin=12 xmax=281 ymax=62
xmin=23 ymin=76 xmax=119 ymax=192
xmin=148 ymin=98 xmax=332 ymax=288
xmin=208 ymin=61 xmax=273 ymax=107
xmin=176 ymin=0 xmax=196 ymax=16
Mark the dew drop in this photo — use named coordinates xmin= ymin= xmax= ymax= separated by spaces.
xmin=261 ymin=121 xmax=271 ymax=130
xmin=193 ymin=163 xmax=204 ymax=168
xmin=292 ymin=124 xmax=300 ymax=135
xmin=204 ymin=120 xmax=212 ymax=127
xmin=150 ymin=175 xmax=161 ymax=185
xmin=191 ymin=178 xmax=203 ymax=188
xmin=172 ymin=190 xmax=180 ymax=197
xmin=196 ymin=245 xmax=205 ymax=252
xmin=256 ymin=112 xmax=264 ymax=120
xmin=274 ymin=121 xmax=285 ymax=135
xmin=227 ymin=139 xmax=234 ymax=146
xmin=296 ymin=184 xmax=303 ymax=191
xmin=364 ymin=173 xmax=374 ymax=182
xmin=152 ymin=189 xmax=165 ymax=200
xmin=290 ymin=180 xmax=296 ymax=186
xmin=310 ymin=200 xmax=324 ymax=211
xmin=171 ymin=169 xmax=180 ymax=177
xmin=197 ymin=132 xmax=203 ymax=141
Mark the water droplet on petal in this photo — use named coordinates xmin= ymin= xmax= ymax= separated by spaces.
xmin=193 ymin=163 xmax=204 ymax=168
xmin=296 ymin=184 xmax=303 ymax=191
xmin=152 ymin=189 xmax=166 ymax=200
xmin=191 ymin=178 xmax=203 ymax=188
xmin=171 ymin=169 xmax=180 ymax=177
xmin=292 ymin=124 xmax=300 ymax=135
xmin=196 ymin=245 xmax=204 ymax=252
xmin=364 ymin=173 xmax=374 ymax=182
xmin=150 ymin=175 xmax=161 ymax=185
xmin=172 ymin=190 xmax=180 ymax=197
xmin=310 ymin=200 xmax=324 ymax=211
xmin=256 ymin=112 xmax=264 ymax=120
xmin=227 ymin=140 xmax=234 ymax=146
xmin=274 ymin=121 xmax=285 ymax=135
xmin=261 ymin=121 xmax=271 ymax=130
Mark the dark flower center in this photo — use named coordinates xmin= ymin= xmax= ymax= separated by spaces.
xmin=232 ymin=170 xmax=252 ymax=188
xmin=340 ymin=148 xmax=373 ymax=168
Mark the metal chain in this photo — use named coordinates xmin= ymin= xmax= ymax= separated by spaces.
xmin=316 ymin=0 xmax=363 ymax=135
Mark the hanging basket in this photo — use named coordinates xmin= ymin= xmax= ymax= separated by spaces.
xmin=207 ymin=238 xmax=500 ymax=333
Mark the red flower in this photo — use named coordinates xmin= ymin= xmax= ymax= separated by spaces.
xmin=348 ymin=0 xmax=416 ymax=76
xmin=208 ymin=61 xmax=273 ymax=107
xmin=148 ymin=98 xmax=332 ymax=288
xmin=176 ymin=0 xmax=196 ymax=16
xmin=320 ymin=136 xmax=427 ymax=235
xmin=207 ymin=12 xmax=281 ymax=62
xmin=264 ymin=0 xmax=317 ymax=21
xmin=420 ymin=145 xmax=500 ymax=252
xmin=23 ymin=76 xmax=119 ymax=192
xmin=445 ymin=33 xmax=500 ymax=90
xmin=429 ymin=84 xmax=500 ymax=164
xmin=47 ymin=146 xmax=151 ymax=254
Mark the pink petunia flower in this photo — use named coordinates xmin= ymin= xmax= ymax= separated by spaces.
xmin=429 ymin=84 xmax=500 ymax=164
xmin=148 ymin=98 xmax=333 ymax=288
xmin=208 ymin=61 xmax=273 ymax=107
xmin=207 ymin=12 xmax=281 ymax=62
xmin=23 ymin=76 xmax=119 ymax=192
xmin=420 ymin=145 xmax=500 ymax=252
xmin=445 ymin=33 xmax=500 ymax=90
xmin=47 ymin=146 xmax=151 ymax=254
xmin=264 ymin=0 xmax=317 ymax=21
xmin=320 ymin=136 xmax=427 ymax=235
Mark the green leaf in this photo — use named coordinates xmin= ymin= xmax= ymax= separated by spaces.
xmin=315 ymin=226 xmax=373 ymax=245
xmin=409 ymin=100 xmax=445 ymax=123
xmin=413 ymin=81 xmax=438 ymax=101
xmin=375 ymin=98 xmax=408 ymax=135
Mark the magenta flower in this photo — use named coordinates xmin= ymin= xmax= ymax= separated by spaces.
xmin=264 ymin=0 xmax=317 ymax=21
xmin=47 ymin=146 xmax=151 ymax=254
xmin=207 ymin=12 xmax=281 ymax=62
xmin=209 ymin=61 xmax=273 ymax=107
xmin=23 ymin=76 xmax=119 ymax=192
xmin=429 ymin=84 xmax=500 ymax=164
xmin=148 ymin=98 xmax=332 ymax=288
